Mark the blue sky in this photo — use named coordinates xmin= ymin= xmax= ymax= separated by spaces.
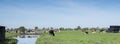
xmin=0 ymin=0 xmax=120 ymax=28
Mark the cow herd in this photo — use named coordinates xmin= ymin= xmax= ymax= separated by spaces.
xmin=44 ymin=29 xmax=107 ymax=36
xmin=81 ymin=28 xmax=105 ymax=34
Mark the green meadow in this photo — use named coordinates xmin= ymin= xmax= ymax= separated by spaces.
xmin=0 ymin=32 xmax=18 ymax=44
xmin=36 ymin=30 xmax=120 ymax=44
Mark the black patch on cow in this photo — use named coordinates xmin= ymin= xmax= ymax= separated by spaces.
xmin=85 ymin=32 xmax=88 ymax=34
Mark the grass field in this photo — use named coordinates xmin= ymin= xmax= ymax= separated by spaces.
xmin=36 ymin=30 xmax=120 ymax=44
xmin=0 ymin=32 xmax=18 ymax=44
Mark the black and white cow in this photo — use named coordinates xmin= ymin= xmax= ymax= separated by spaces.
xmin=49 ymin=30 xmax=55 ymax=36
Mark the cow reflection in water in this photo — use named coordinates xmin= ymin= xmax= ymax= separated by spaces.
xmin=19 ymin=35 xmax=39 ymax=38
xmin=28 ymin=36 xmax=31 ymax=38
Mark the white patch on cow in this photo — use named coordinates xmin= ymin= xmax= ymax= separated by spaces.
xmin=92 ymin=32 xmax=96 ymax=34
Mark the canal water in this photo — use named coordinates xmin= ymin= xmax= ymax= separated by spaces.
xmin=15 ymin=35 xmax=40 ymax=44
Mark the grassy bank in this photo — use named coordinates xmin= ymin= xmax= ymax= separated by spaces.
xmin=0 ymin=32 xmax=18 ymax=44
xmin=36 ymin=30 xmax=120 ymax=44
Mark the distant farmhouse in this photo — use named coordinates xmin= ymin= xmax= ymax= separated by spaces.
xmin=107 ymin=26 xmax=120 ymax=33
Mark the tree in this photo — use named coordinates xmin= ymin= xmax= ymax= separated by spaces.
xmin=6 ymin=28 xmax=10 ymax=32
xmin=75 ymin=26 xmax=81 ymax=30
xmin=10 ymin=28 xmax=14 ymax=31
xmin=65 ymin=28 xmax=73 ymax=30
xmin=77 ymin=26 xmax=81 ymax=30
xmin=42 ymin=27 xmax=45 ymax=30
xmin=50 ymin=27 xmax=53 ymax=29
xmin=59 ymin=27 xmax=64 ymax=30
xmin=96 ymin=27 xmax=100 ymax=30
xmin=35 ymin=26 xmax=38 ymax=30
xmin=18 ymin=26 xmax=26 ymax=34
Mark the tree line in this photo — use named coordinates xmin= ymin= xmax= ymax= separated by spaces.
xmin=6 ymin=26 xmax=108 ymax=31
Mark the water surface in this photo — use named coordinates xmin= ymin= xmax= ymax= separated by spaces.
xmin=16 ymin=35 xmax=39 ymax=44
